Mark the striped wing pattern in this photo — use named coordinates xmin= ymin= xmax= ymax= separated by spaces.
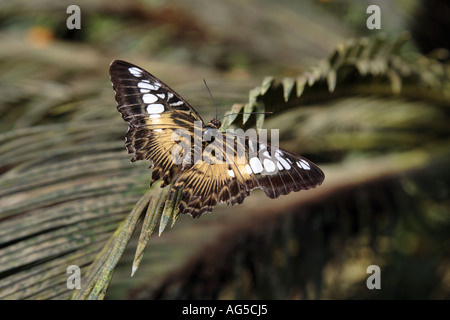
xmin=174 ymin=135 xmax=324 ymax=217
xmin=110 ymin=60 xmax=325 ymax=218
xmin=110 ymin=60 xmax=201 ymax=187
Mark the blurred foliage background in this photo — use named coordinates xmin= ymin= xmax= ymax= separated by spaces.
xmin=0 ymin=0 xmax=449 ymax=299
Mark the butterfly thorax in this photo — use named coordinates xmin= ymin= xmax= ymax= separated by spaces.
xmin=205 ymin=118 xmax=221 ymax=129
xmin=204 ymin=119 xmax=221 ymax=143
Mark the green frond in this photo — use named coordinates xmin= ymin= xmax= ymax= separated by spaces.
xmin=224 ymin=33 xmax=450 ymax=132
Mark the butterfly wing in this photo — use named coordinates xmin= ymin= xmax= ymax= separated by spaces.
xmin=110 ymin=60 xmax=324 ymax=218
xmin=173 ymin=134 xmax=325 ymax=217
xmin=109 ymin=60 xmax=203 ymax=187
xmin=244 ymin=140 xmax=325 ymax=199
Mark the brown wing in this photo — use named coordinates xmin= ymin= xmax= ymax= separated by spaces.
xmin=109 ymin=60 xmax=203 ymax=187
xmin=110 ymin=60 xmax=324 ymax=218
xmin=173 ymin=134 xmax=325 ymax=218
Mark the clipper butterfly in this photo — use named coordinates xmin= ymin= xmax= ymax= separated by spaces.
xmin=109 ymin=60 xmax=324 ymax=218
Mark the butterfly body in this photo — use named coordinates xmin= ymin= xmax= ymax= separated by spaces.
xmin=206 ymin=118 xmax=222 ymax=129
xmin=110 ymin=60 xmax=324 ymax=218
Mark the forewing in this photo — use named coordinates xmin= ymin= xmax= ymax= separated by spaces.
xmin=109 ymin=60 xmax=203 ymax=186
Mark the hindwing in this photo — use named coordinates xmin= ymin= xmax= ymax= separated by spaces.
xmin=173 ymin=134 xmax=324 ymax=217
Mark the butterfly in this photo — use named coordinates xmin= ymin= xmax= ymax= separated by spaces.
xmin=109 ymin=60 xmax=325 ymax=218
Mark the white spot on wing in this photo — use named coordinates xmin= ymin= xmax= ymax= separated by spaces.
xmin=138 ymin=82 xmax=158 ymax=90
xmin=277 ymin=162 xmax=283 ymax=170
xmin=249 ymin=157 xmax=263 ymax=174
xmin=146 ymin=104 xmax=165 ymax=114
xmin=143 ymin=94 xmax=158 ymax=104
xmin=228 ymin=169 xmax=235 ymax=177
xmin=140 ymin=88 xmax=150 ymax=93
xmin=170 ymin=101 xmax=184 ymax=107
xmin=263 ymin=159 xmax=276 ymax=172
xmin=275 ymin=152 xmax=291 ymax=170
xmin=149 ymin=114 xmax=161 ymax=119
xmin=245 ymin=164 xmax=253 ymax=175
xmin=153 ymin=129 xmax=163 ymax=132
xmin=299 ymin=159 xmax=311 ymax=170
xmin=128 ymin=67 xmax=142 ymax=77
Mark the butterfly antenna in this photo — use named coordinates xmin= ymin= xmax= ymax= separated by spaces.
xmin=203 ymin=78 xmax=273 ymax=121
xmin=217 ymin=111 xmax=273 ymax=121
xmin=203 ymin=78 xmax=218 ymax=120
